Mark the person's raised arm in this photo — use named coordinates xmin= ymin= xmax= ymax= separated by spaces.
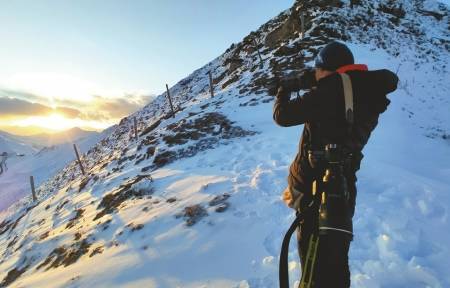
xmin=273 ymin=86 xmax=319 ymax=127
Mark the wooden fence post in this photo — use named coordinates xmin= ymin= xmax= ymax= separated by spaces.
xmin=30 ymin=176 xmax=37 ymax=202
xmin=300 ymin=12 xmax=305 ymax=39
xmin=165 ymin=84 xmax=175 ymax=118
xmin=253 ymin=38 xmax=263 ymax=64
xmin=133 ymin=117 xmax=138 ymax=140
xmin=208 ymin=71 xmax=214 ymax=98
xmin=73 ymin=144 xmax=85 ymax=175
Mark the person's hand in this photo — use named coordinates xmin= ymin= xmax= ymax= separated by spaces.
xmin=282 ymin=186 xmax=302 ymax=211
xmin=282 ymin=186 xmax=312 ymax=212
xmin=268 ymin=68 xmax=317 ymax=96
xmin=298 ymin=68 xmax=317 ymax=89
xmin=275 ymin=85 xmax=290 ymax=102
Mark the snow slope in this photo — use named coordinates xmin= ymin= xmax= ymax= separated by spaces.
xmin=0 ymin=129 xmax=110 ymax=212
xmin=0 ymin=128 xmax=100 ymax=156
xmin=0 ymin=0 xmax=449 ymax=287
xmin=0 ymin=131 xmax=37 ymax=156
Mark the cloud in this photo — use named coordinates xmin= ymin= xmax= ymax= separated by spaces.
xmin=56 ymin=106 xmax=81 ymax=118
xmin=0 ymin=88 xmax=154 ymax=122
xmin=88 ymin=94 xmax=154 ymax=119
xmin=0 ymin=88 xmax=46 ymax=103
xmin=0 ymin=97 xmax=81 ymax=118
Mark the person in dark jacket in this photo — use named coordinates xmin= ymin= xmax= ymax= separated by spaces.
xmin=273 ymin=41 xmax=398 ymax=287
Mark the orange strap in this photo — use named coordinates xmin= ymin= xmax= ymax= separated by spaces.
xmin=336 ymin=64 xmax=368 ymax=73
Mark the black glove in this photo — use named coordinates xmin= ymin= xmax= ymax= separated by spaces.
xmin=267 ymin=76 xmax=282 ymax=96
xmin=268 ymin=68 xmax=317 ymax=96
xmin=298 ymin=68 xmax=317 ymax=90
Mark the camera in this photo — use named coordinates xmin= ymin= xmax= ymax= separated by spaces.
xmin=268 ymin=68 xmax=317 ymax=96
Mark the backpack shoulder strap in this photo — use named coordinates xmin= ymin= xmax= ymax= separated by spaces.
xmin=339 ymin=73 xmax=354 ymax=129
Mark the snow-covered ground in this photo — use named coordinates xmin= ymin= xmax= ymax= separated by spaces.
xmin=0 ymin=131 xmax=38 ymax=156
xmin=439 ymin=0 xmax=450 ymax=7
xmin=0 ymin=130 xmax=108 ymax=213
xmin=0 ymin=1 xmax=448 ymax=287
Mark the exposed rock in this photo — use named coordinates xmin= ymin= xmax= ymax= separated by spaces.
xmin=209 ymin=194 xmax=231 ymax=213
xmin=6 ymin=236 xmax=19 ymax=250
xmin=74 ymin=232 xmax=82 ymax=241
xmin=153 ymin=151 xmax=177 ymax=167
xmin=79 ymin=177 xmax=91 ymax=192
xmin=140 ymin=119 xmax=161 ymax=137
xmin=56 ymin=199 xmax=69 ymax=212
xmin=139 ymin=113 xmax=256 ymax=171
xmin=265 ymin=8 xmax=301 ymax=48
xmin=127 ymin=223 xmax=144 ymax=232
xmin=66 ymin=209 xmax=84 ymax=229
xmin=1 ymin=265 xmax=30 ymax=287
xmin=224 ymin=56 xmax=244 ymax=73
xmin=176 ymin=205 xmax=208 ymax=226
xmin=166 ymin=197 xmax=177 ymax=203
xmin=94 ymin=175 xmax=153 ymax=220
xmin=209 ymin=194 xmax=231 ymax=206
xmin=36 ymin=238 xmax=92 ymax=271
xmin=215 ymin=203 xmax=230 ymax=213
xmin=89 ymin=246 xmax=104 ymax=258
xmin=0 ymin=206 xmax=35 ymax=236
xmin=39 ymin=231 xmax=50 ymax=241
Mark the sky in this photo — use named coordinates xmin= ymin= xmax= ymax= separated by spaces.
xmin=0 ymin=0 xmax=293 ymax=135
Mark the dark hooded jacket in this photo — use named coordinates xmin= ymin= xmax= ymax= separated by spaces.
xmin=273 ymin=68 xmax=398 ymax=214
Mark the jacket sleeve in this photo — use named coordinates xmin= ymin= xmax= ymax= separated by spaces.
xmin=372 ymin=69 xmax=399 ymax=94
xmin=273 ymin=87 xmax=320 ymax=127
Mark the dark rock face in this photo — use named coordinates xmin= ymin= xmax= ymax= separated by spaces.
xmin=265 ymin=6 xmax=302 ymax=48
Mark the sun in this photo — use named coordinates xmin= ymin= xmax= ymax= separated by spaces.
xmin=12 ymin=113 xmax=76 ymax=132
xmin=5 ymin=111 xmax=114 ymax=135
xmin=40 ymin=113 xmax=75 ymax=131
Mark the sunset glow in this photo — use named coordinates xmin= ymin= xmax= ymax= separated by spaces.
xmin=14 ymin=113 xmax=76 ymax=131
xmin=9 ymin=113 xmax=111 ymax=133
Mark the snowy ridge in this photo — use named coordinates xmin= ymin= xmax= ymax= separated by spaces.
xmin=0 ymin=129 xmax=109 ymax=213
xmin=0 ymin=0 xmax=449 ymax=287
xmin=0 ymin=131 xmax=37 ymax=156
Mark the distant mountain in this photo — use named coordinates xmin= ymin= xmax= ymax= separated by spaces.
xmin=19 ymin=127 xmax=101 ymax=148
xmin=0 ymin=130 xmax=37 ymax=155
xmin=0 ymin=127 xmax=101 ymax=156
xmin=0 ymin=127 xmax=111 ymax=212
